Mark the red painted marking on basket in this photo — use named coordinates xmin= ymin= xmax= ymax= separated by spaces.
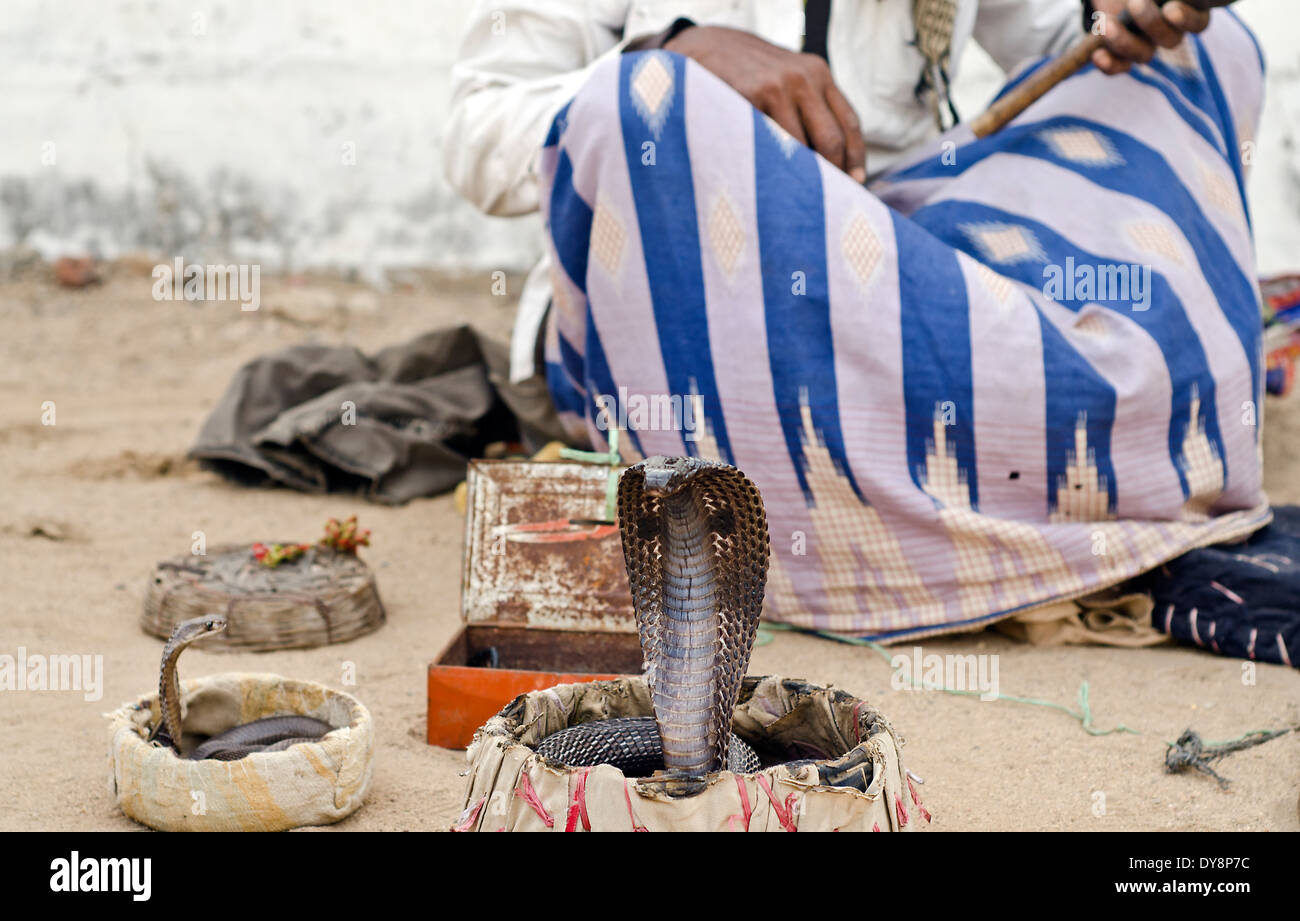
xmin=565 ymin=767 xmax=592 ymax=832
xmin=453 ymin=796 xmax=485 ymax=832
xmin=908 ymin=777 xmax=932 ymax=823
xmin=756 ymin=775 xmax=798 ymax=832
xmin=872 ymin=822 xmax=881 ymax=832
xmin=1209 ymin=581 xmax=1244 ymax=604
xmin=514 ymin=771 xmax=554 ymax=827
xmin=727 ymin=776 xmax=754 ymax=832
xmin=624 ymin=782 xmax=649 ymax=832
xmin=895 ymin=793 xmax=909 ymax=828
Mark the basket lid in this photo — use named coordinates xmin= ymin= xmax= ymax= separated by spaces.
xmin=461 ymin=460 xmax=635 ymax=632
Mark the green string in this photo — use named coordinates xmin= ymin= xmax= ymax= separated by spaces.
xmin=755 ymin=624 xmax=1289 ymax=746
xmin=560 ymin=427 xmax=621 ymax=523
xmin=754 ymin=622 xmax=1141 ymax=736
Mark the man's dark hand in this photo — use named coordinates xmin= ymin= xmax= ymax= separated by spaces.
xmin=664 ymin=25 xmax=867 ymax=182
xmin=1089 ymin=0 xmax=1214 ymax=75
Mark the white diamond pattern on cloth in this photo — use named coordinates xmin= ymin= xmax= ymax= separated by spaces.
xmin=961 ymin=222 xmax=1047 ymax=266
xmin=630 ymin=52 xmax=674 ymax=137
xmin=1200 ymin=160 xmax=1239 ymax=215
xmin=591 ymin=200 xmax=626 ymax=278
xmin=1038 ymin=127 xmax=1124 ymax=168
xmin=1128 ymin=221 xmax=1184 ymax=264
xmin=708 ymin=192 xmax=746 ymax=279
xmin=841 ymin=213 xmax=883 ymax=290
xmin=1074 ymin=310 xmax=1110 ymax=340
xmin=977 ymin=264 xmax=1013 ymax=310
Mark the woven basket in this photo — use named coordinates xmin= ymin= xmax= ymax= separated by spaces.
xmin=105 ymin=673 xmax=374 ymax=832
xmin=457 ymin=675 xmax=930 ymax=832
xmin=141 ymin=544 xmax=385 ymax=651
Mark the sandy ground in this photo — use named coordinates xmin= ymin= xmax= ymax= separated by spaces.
xmin=1 ymin=262 xmax=1298 ymax=832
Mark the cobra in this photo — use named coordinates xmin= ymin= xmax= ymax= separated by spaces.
xmin=148 ymin=615 xmax=334 ymax=760
xmin=535 ymin=455 xmax=769 ymax=776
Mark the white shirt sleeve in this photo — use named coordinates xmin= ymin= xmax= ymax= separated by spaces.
xmin=973 ymin=0 xmax=1082 ymax=74
xmin=443 ymin=1 xmax=655 ymax=217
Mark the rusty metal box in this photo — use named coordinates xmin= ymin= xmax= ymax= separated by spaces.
xmin=427 ymin=460 xmax=641 ymax=748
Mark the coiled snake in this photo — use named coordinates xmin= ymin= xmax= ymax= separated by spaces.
xmin=534 ymin=456 xmax=769 ymax=776
xmin=148 ymin=615 xmax=334 ymax=760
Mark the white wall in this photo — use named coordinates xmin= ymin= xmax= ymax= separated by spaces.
xmin=0 ymin=0 xmax=1295 ymax=275
xmin=0 ymin=0 xmax=542 ymax=276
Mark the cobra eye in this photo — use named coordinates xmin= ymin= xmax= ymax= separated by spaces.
xmin=205 ymin=620 xmax=214 ymax=629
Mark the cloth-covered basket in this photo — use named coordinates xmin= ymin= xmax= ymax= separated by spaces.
xmin=141 ymin=544 xmax=385 ymax=651
xmin=457 ymin=675 xmax=929 ymax=832
xmin=105 ymin=672 xmax=374 ymax=832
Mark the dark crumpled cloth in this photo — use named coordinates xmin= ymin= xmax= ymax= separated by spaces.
xmin=1137 ymin=506 xmax=1300 ymax=669
xmin=189 ymin=325 xmax=566 ymax=504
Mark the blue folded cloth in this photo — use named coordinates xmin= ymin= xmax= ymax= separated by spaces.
xmin=1139 ymin=507 xmax=1300 ymax=668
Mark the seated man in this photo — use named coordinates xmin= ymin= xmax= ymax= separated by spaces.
xmin=444 ymin=1 xmax=1268 ymax=641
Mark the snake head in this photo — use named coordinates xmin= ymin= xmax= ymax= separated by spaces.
xmin=638 ymin=455 xmax=700 ymax=498
xmin=173 ymin=614 xmax=229 ymax=642
xmin=201 ymin=615 xmax=229 ymax=635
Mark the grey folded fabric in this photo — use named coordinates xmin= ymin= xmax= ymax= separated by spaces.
xmin=190 ymin=325 xmax=567 ymax=504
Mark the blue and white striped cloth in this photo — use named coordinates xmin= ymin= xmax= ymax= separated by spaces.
xmin=539 ymin=11 xmax=1271 ymax=641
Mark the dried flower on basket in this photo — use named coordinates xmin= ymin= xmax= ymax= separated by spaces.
xmin=251 ymin=541 xmax=313 ymax=568
xmin=321 ymin=515 xmax=371 ymax=553
xmin=251 ymin=516 xmax=371 ymax=567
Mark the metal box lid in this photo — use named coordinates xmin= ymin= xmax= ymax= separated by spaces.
xmin=461 ymin=460 xmax=635 ymax=632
